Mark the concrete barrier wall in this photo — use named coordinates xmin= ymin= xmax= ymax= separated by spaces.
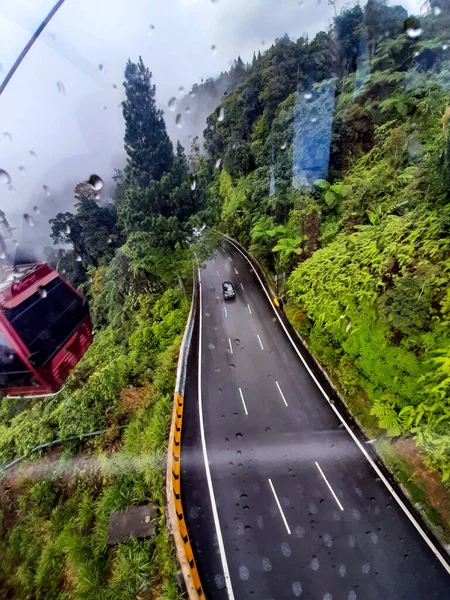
xmin=166 ymin=271 xmax=204 ymax=599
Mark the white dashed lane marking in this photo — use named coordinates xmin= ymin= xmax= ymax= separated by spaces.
xmin=239 ymin=387 xmax=248 ymax=416
xmin=275 ymin=381 xmax=288 ymax=407
xmin=268 ymin=478 xmax=291 ymax=535
xmin=315 ymin=461 xmax=344 ymax=511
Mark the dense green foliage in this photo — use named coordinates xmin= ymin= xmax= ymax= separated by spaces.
xmin=203 ymin=1 xmax=450 ymax=487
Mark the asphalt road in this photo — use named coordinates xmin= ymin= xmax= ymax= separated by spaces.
xmin=181 ymin=239 xmax=450 ymax=600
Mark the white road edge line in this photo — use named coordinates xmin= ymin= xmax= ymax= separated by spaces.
xmin=268 ymin=478 xmax=291 ymax=535
xmin=234 ymin=267 xmax=239 ymax=275
xmin=240 ymin=282 xmax=244 ymax=291
xmin=224 ymin=306 xmax=227 ymax=317
xmin=224 ymin=237 xmax=450 ymax=576
xmin=198 ymin=269 xmax=235 ymax=599
xmin=257 ymin=334 xmax=264 ymax=350
xmin=315 ymin=461 xmax=344 ymax=511
xmin=239 ymin=387 xmax=248 ymax=416
xmin=275 ymin=381 xmax=288 ymax=407
xmin=247 ymin=303 xmax=252 ymax=314
xmin=228 ymin=337 xmax=233 ymax=355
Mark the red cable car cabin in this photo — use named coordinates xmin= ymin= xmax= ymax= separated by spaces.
xmin=0 ymin=263 xmax=92 ymax=397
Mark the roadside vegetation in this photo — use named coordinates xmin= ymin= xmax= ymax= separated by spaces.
xmin=203 ymin=1 xmax=450 ymax=537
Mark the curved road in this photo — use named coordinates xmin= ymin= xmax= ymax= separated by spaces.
xmin=180 ymin=240 xmax=450 ymax=599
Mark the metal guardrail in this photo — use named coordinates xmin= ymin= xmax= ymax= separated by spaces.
xmin=166 ymin=270 xmax=204 ymax=599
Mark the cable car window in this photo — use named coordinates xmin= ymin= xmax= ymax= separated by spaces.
xmin=0 ymin=331 xmax=34 ymax=388
xmin=5 ymin=278 xmax=88 ymax=367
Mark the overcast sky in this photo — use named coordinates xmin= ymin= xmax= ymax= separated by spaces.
xmin=0 ymin=0 xmax=422 ymax=252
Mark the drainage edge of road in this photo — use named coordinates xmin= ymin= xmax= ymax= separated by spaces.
xmin=166 ymin=269 xmax=204 ymax=599
xmin=220 ymin=231 xmax=450 ymax=567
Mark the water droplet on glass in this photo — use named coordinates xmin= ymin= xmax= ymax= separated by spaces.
xmin=339 ymin=564 xmax=346 ymax=577
xmin=311 ymin=556 xmax=319 ymax=571
xmin=33 ymin=206 xmax=40 ymax=214
xmin=348 ymin=534 xmax=356 ymax=548
xmin=178 ymin=86 xmax=184 ymax=96
xmin=37 ymin=286 xmax=48 ymax=298
xmin=48 ymin=32 xmax=56 ymax=41
xmin=262 ymin=557 xmax=272 ymax=572
xmin=215 ymin=158 xmax=222 ymax=169
xmin=443 ymin=44 xmax=448 ymax=50
xmin=214 ymin=573 xmax=225 ymax=589
xmin=168 ymin=97 xmax=177 ymax=111
xmin=29 ymin=150 xmax=37 ymax=160
xmin=98 ymin=63 xmax=105 ymax=73
xmin=323 ymin=533 xmax=332 ymax=548
xmin=176 ymin=113 xmax=182 ymax=128
xmin=211 ymin=44 xmax=217 ymax=54
xmin=23 ymin=213 xmax=34 ymax=227
xmin=211 ymin=0 xmax=220 ymax=3
xmin=107 ymin=237 xmax=112 ymax=244
xmin=348 ymin=592 xmax=357 ymax=600
xmin=12 ymin=239 xmax=19 ymax=247
xmin=65 ymin=224 xmax=71 ymax=235
xmin=185 ymin=106 xmax=191 ymax=114
xmin=56 ymin=81 xmax=65 ymax=95
xmin=406 ymin=27 xmax=422 ymax=38
xmin=281 ymin=542 xmax=292 ymax=557
xmin=323 ymin=594 xmax=333 ymax=600
xmin=18 ymin=166 xmax=25 ymax=175
xmin=362 ymin=561 xmax=370 ymax=574
xmin=43 ymin=185 xmax=51 ymax=196
xmin=148 ymin=24 xmax=155 ymax=35
xmin=292 ymin=581 xmax=302 ymax=597
xmin=2 ymin=132 xmax=12 ymax=142
xmin=218 ymin=106 xmax=225 ymax=122
xmin=191 ymin=178 xmax=197 ymax=191
xmin=310 ymin=112 xmax=318 ymax=123
xmin=0 ymin=169 xmax=11 ymax=185
xmin=434 ymin=6 xmax=442 ymax=15
xmin=295 ymin=525 xmax=305 ymax=538
xmin=208 ymin=343 xmax=215 ymax=350
xmin=8 ymin=185 xmax=15 ymax=195
xmin=304 ymin=91 xmax=312 ymax=100
xmin=352 ymin=508 xmax=361 ymax=520
xmin=88 ymin=174 xmax=103 ymax=191
xmin=238 ymin=565 xmax=249 ymax=580
xmin=281 ymin=141 xmax=287 ymax=150
xmin=95 ymin=193 xmax=100 ymax=200
xmin=308 ymin=502 xmax=317 ymax=514
xmin=76 ymin=255 xmax=82 ymax=262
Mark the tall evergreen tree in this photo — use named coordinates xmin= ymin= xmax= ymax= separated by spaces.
xmin=122 ymin=57 xmax=173 ymax=187
xmin=50 ymin=182 xmax=121 ymax=268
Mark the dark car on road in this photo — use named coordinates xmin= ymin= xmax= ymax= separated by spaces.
xmin=222 ymin=281 xmax=236 ymax=300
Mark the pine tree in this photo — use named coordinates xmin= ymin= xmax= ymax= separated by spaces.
xmin=122 ymin=56 xmax=173 ymax=187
